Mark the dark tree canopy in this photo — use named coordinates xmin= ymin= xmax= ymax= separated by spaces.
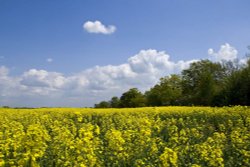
xmin=109 ymin=96 xmax=120 ymax=108
xmin=145 ymin=74 xmax=182 ymax=106
xmin=224 ymin=60 xmax=250 ymax=106
xmin=94 ymin=101 xmax=110 ymax=108
xmin=94 ymin=54 xmax=250 ymax=108
xmin=119 ymin=88 xmax=146 ymax=108
xmin=181 ymin=60 xmax=226 ymax=106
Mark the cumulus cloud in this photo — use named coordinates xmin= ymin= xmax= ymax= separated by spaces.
xmin=1 ymin=44 xmax=243 ymax=107
xmin=0 ymin=66 xmax=9 ymax=77
xmin=0 ymin=49 xmax=198 ymax=107
xmin=208 ymin=43 xmax=238 ymax=61
xmin=21 ymin=69 xmax=66 ymax=89
xmin=47 ymin=58 xmax=53 ymax=63
xmin=0 ymin=66 xmax=26 ymax=98
xmin=83 ymin=20 xmax=116 ymax=34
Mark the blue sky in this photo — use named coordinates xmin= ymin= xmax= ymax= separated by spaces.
xmin=0 ymin=0 xmax=250 ymax=107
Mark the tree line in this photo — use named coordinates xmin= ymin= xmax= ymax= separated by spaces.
xmin=95 ymin=56 xmax=250 ymax=108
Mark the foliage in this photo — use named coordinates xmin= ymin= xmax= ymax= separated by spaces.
xmin=95 ymin=57 xmax=250 ymax=108
xmin=119 ymin=88 xmax=146 ymax=108
xmin=1 ymin=106 xmax=250 ymax=166
xmin=94 ymin=101 xmax=110 ymax=108
xmin=145 ymin=74 xmax=182 ymax=106
xmin=223 ymin=60 xmax=250 ymax=106
xmin=109 ymin=96 xmax=120 ymax=108
xmin=181 ymin=60 xmax=226 ymax=106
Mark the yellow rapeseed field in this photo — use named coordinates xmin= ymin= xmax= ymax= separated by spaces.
xmin=0 ymin=106 xmax=250 ymax=166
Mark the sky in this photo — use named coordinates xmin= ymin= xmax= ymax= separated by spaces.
xmin=0 ymin=0 xmax=250 ymax=107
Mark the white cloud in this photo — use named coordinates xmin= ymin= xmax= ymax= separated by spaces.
xmin=20 ymin=69 xmax=66 ymax=89
xmin=47 ymin=58 xmax=53 ymax=63
xmin=128 ymin=50 xmax=172 ymax=74
xmin=83 ymin=20 xmax=116 ymax=34
xmin=208 ymin=48 xmax=214 ymax=55
xmin=208 ymin=43 xmax=238 ymax=61
xmin=0 ymin=49 xmax=197 ymax=107
xmin=1 ymin=44 xmax=243 ymax=107
xmin=127 ymin=49 xmax=198 ymax=75
xmin=239 ymin=58 xmax=249 ymax=66
xmin=0 ymin=66 xmax=9 ymax=77
xmin=0 ymin=66 xmax=25 ymax=98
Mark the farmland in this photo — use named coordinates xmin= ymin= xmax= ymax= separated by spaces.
xmin=0 ymin=106 xmax=250 ymax=166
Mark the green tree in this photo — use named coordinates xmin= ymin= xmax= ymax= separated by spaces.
xmin=145 ymin=74 xmax=182 ymax=106
xmin=218 ymin=47 xmax=250 ymax=106
xmin=224 ymin=59 xmax=250 ymax=105
xmin=181 ymin=60 xmax=226 ymax=106
xmin=94 ymin=101 xmax=110 ymax=108
xmin=109 ymin=96 xmax=120 ymax=108
xmin=119 ymin=88 xmax=146 ymax=108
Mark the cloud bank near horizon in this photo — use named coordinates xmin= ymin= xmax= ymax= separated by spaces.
xmin=0 ymin=43 xmax=243 ymax=107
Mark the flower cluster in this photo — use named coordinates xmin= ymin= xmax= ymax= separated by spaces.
xmin=0 ymin=106 xmax=249 ymax=166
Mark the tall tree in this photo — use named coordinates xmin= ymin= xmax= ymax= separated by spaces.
xmin=224 ymin=59 xmax=250 ymax=105
xmin=145 ymin=74 xmax=182 ymax=106
xmin=94 ymin=101 xmax=110 ymax=108
xmin=109 ymin=96 xmax=120 ymax=108
xmin=119 ymin=88 xmax=146 ymax=108
xmin=181 ymin=60 xmax=226 ymax=106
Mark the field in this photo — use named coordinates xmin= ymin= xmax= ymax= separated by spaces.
xmin=0 ymin=106 xmax=250 ymax=167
